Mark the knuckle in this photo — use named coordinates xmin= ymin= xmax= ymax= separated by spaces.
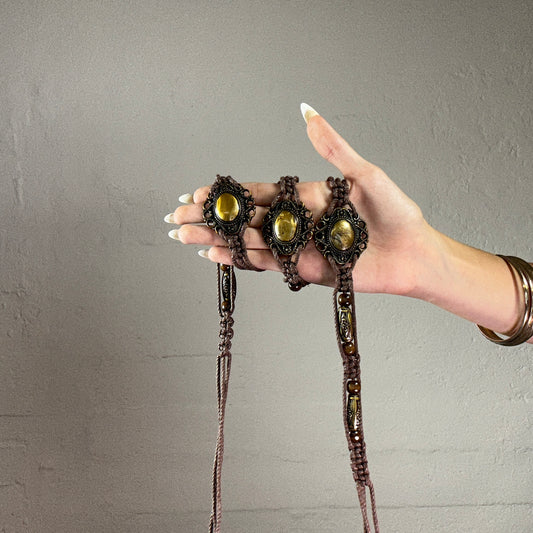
xmin=323 ymin=137 xmax=343 ymax=163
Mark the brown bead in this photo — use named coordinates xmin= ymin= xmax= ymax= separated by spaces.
xmin=349 ymin=430 xmax=360 ymax=442
xmin=343 ymin=342 xmax=356 ymax=355
xmin=221 ymin=300 xmax=230 ymax=312
xmin=338 ymin=293 xmax=350 ymax=306
xmin=347 ymin=380 xmax=361 ymax=393
xmin=220 ymin=264 xmax=228 ymax=271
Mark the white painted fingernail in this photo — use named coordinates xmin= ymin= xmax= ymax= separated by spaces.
xmin=168 ymin=229 xmax=180 ymax=241
xmin=300 ymin=103 xmax=319 ymax=124
xmin=164 ymin=213 xmax=175 ymax=224
xmin=198 ymin=249 xmax=209 ymax=259
xmin=179 ymin=193 xmax=194 ymax=204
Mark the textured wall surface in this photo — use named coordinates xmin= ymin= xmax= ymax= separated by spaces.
xmin=1 ymin=1 xmax=532 ymax=532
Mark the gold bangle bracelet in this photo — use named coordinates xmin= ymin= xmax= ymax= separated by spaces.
xmin=477 ymin=255 xmax=533 ymax=346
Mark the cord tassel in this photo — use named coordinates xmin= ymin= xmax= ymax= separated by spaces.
xmin=209 ymin=264 xmax=236 ymax=533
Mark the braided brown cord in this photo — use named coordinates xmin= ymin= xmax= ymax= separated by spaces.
xmin=325 ymin=177 xmax=379 ymax=533
xmin=227 ymin=234 xmax=261 ymax=271
xmin=279 ymin=259 xmax=306 ymax=291
xmin=280 ymin=174 xmax=297 ymax=196
xmin=209 ymin=264 xmax=235 ymax=533
xmin=327 ymin=176 xmax=350 ymax=212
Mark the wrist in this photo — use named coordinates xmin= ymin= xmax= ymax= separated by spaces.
xmin=404 ymin=223 xmax=447 ymax=301
xmin=410 ymin=227 xmax=522 ymax=335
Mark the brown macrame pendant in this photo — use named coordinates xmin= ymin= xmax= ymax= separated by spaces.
xmin=316 ymin=177 xmax=378 ymax=533
xmin=261 ymin=176 xmax=314 ymax=291
xmin=203 ymin=175 xmax=262 ymax=272
xmin=203 ymin=176 xmax=261 ymax=533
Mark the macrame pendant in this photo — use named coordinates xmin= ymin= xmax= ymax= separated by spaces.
xmin=316 ymin=177 xmax=378 ymax=533
xmin=262 ymin=176 xmax=314 ymax=291
xmin=203 ymin=176 xmax=261 ymax=533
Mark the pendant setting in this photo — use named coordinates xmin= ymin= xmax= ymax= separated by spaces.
xmin=262 ymin=199 xmax=314 ymax=256
xmin=314 ymin=207 xmax=368 ymax=265
xmin=203 ymin=176 xmax=256 ymax=236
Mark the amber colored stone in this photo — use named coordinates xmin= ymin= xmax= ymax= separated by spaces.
xmin=338 ymin=293 xmax=350 ymax=306
xmin=274 ymin=210 xmax=297 ymax=242
xmin=331 ymin=219 xmax=355 ymax=251
xmin=220 ymin=264 xmax=228 ymax=271
xmin=347 ymin=380 xmax=361 ymax=393
xmin=343 ymin=342 xmax=356 ymax=355
xmin=215 ymin=193 xmax=240 ymax=222
xmin=221 ymin=300 xmax=230 ymax=312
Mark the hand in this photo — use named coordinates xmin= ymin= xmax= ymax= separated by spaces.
xmin=169 ymin=104 xmax=529 ymax=342
xmin=171 ymin=105 xmax=436 ymax=297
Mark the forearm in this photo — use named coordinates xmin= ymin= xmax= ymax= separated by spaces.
xmin=412 ymin=227 xmax=532 ymax=344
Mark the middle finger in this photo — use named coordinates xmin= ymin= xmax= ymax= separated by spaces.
xmin=178 ymin=224 xmax=270 ymax=249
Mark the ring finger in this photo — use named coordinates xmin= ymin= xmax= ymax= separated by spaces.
xmin=177 ymin=224 xmax=270 ymax=249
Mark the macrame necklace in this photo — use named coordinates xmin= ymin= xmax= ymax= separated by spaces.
xmin=202 ymin=175 xmax=378 ymax=533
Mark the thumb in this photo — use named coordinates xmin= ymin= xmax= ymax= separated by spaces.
xmin=301 ymin=103 xmax=371 ymax=179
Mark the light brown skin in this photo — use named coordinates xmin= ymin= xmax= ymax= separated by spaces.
xmin=173 ymin=113 xmax=532 ymax=343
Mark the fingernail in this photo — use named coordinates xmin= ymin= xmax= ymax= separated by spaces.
xmin=179 ymin=193 xmax=194 ymax=204
xmin=198 ymin=249 xmax=209 ymax=259
xmin=164 ymin=213 xmax=175 ymax=224
xmin=300 ymin=103 xmax=319 ymax=124
xmin=168 ymin=229 xmax=181 ymax=241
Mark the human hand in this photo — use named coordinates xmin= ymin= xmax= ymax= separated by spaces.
xmin=168 ymin=104 xmax=438 ymax=297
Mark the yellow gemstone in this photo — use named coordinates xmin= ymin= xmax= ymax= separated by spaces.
xmin=331 ymin=219 xmax=355 ymax=251
xmin=215 ymin=193 xmax=240 ymax=222
xmin=274 ymin=210 xmax=297 ymax=242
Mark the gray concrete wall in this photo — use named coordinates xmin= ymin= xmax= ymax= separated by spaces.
xmin=1 ymin=1 xmax=532 ymax=531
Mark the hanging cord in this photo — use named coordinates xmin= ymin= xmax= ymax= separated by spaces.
xmin=209 ymin=264 xmax=236 ymax=533
xmin=334 ymin=267 xmax=379 ymax=533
